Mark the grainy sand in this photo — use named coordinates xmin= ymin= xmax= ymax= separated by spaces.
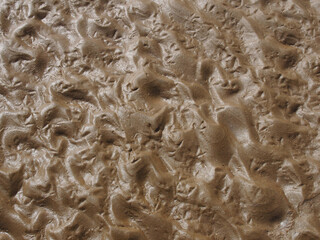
xmin=0 ymin=0 xmax=320 ymax=239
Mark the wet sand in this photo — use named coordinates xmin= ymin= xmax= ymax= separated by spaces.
xmin=0 ymin=0 xmax=320 ymax=239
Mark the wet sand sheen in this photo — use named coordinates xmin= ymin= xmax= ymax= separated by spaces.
xmin=0 ymin=0 xmax=320 ymax=239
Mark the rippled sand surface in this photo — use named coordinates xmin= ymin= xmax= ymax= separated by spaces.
xmin=0 ymin=0 xmax=320 ymax=239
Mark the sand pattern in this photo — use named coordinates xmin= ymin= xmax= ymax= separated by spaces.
xmin=0 ymin=0 xmax=320 ymax=239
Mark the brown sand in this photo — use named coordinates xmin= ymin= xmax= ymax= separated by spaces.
xmin=0 ymin=0 xmax=320 ymax=239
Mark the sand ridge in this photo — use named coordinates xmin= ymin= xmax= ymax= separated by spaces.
xmin=0 ymin=0 xmax=320 ymax=239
